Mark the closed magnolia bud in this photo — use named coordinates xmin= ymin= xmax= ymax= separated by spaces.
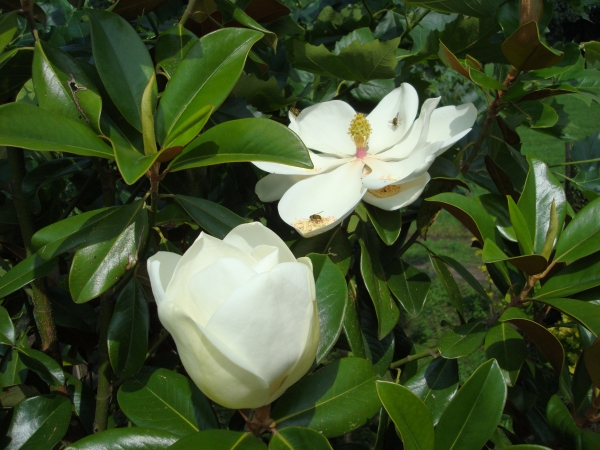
xmin=147 ymin=222 xmax=319 ymax=409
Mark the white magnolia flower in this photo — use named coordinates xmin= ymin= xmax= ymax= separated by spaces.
xmin=254 ymin=83 xmax=477 ymax=237
xmin=147 ymin=222 xmax=319 ymax=409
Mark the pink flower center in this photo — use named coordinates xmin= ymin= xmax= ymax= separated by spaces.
xmin=356 ymin=147 xmax=367 ymax=159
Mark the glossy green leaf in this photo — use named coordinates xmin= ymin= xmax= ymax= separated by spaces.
xmin=469 ymin=66 xmax=506 ymax=90
xmin=516 ymin=100 xmax=559 ymax=128
xmin=141 ymin=72 xmax=157 ymax=155
xmin=272 ymin=357 xmax=381 ymax=438
xmin=291 ymin=227 xmax=353 ymax=276
xmin=430 ymin=255 xmax=464 ymax=319
xmin=358 ymin=227 xmax=399 ymax=339
xmin=33 ymin=40 xmax=102 ymax=132
xmin=108 ymin=279 xmax=149 ymax=379
xmin=407 ymin=0 xmax=505 ymax=18
xmin=17 ymin=348 xmax=65 ymax=386
xmin=0 ymin=348 xmax=28 ymax=387
xmin=533 ymin=298 xmax=600 ymax=335
xmin=364 ymin=203 xmax=402 ymax=246
xmin=69 ymin=201 xmax=147 ymax=303
xmin=32 ymin=207 xmax=117 ymax=259
xmin=0 ymin=305 xmax=14 ymax=345
xmin=507 ymin=195 xmax=533 ymax=255
xmin=435 ymin=255 xmax=489 ymax=300
xmin=213 ymin=0 xmax=277 ymax=49
xmin=169 ymin=118 xmax=312 ymax=172
xmin=343 ymin=287 xmax=366 ymax=359
xmin=289 ymin=37 xmax=399 ymax=83
xmin=554 ymin=196 xmax=600 ymax=262
xmin=0 ymin=384 xmax=39 ymax=408
xmin=360 ymin=295 xmax=395 ymax=376
xmin=118 ymin=367 xmax=218 ymax=436
xmin=500 ymin=308 xmax=564 ymax=374
xmin=426 ymin=193 xmax=497 ymax=245
xmin=482 ymin=238 xmax=547 ymax=275
xmin=546 ymin=394 xmax=581 ymax=449
xmin=404 ymin=357 xmax=459 ymax=425
xmin=175 ymin=195 xmax=247 ymax=239
xmin=269 ymin=427 xmax=333 ymax=450
xmin=88 ymin=9 xmax=156 ymax=132
xmin=156 ymin=24 xmax=197 ymax=78
xmin=168 ymin=430 xmax=266 ymax=449
xmin=583 ymin=335 xmax=600 ymax=389
xmin=0 ymin=254 xmax=57 ymax=299
xmin=502 ymin=21 xmax=563 ymax=70
xmin=5 ymin=395 xmax=71 ymax=450
xmin=232 ymin=73 xmax=299 ymax=112
xmin=377 ymin=381 xmax=434 ymax=450
xmin=437 ymin=322 xmax=486 ymax=359
xmin=0 ymin=102 xmax=113 ymax=158
xmin=307 ymin=254 xmax=347 ymax=363
xmin=65 ymin=428 xmax=180 ymax=449
xmin=435 ymin=360 xmax=507 ymax=450
xmin=484 ymin=322 xmax=527 ymax=386
xmin=534 ymin=254 xmax=600 ymax=299
xmin=386 ymin=259 xmax=431 ymax=318
xmin=157 ymin=28 xmax=262 ymax=148
xmin=0 ymin=11 xmax=18 ymax=51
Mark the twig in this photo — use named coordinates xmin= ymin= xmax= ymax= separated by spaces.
xmin=179 ymin=0 xmax=198 ymax=26
xmin=390 ymin=348 xmax=439 ymax=369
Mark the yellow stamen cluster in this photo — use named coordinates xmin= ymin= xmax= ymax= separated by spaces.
xmin=348 ymin=113 xmax=371 ymax=148
xmin=368 ymin=185 xmax=402 ymax=198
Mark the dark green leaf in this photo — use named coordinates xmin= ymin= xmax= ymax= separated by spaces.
xmin=17 ymin=348 xmax=65 ymax=386
xmin=404 ymin=357 xmax=459 ymax=425
xmin=69 ymin=201 xmax=147 ymax=303
xmin=364 ymin=203 xmax=402 ymax=246
xmin=0 ymin=348 xmax=28 ymax=387
xmin=555 ymin=196 xmax=600 ymax=262
xmin=268 ymin=427 xmax=333 ymax=450
xmin=515 ymin=100 xmax=559 ymax=128
xmin=407 ymin=0 xmax=505 ymax=18
xmin=88 ymin=9 xmax=156 ymax=132
xmin=377 ymin=381 xmax=434 ymax=450
xmin=0 ymin=384 xmax=39 ymax=408
xmin=271 ymin=357 xmax=381 ymax=438
xmin=546 ymin=394 xmax=581 ymax=449
xmin=386 ymin=259 xmax=431 ymax=318
xmin=430 ymin=255 xmax=464 ymax=319
xmin=108 ymin=279 xmax=149 ymax=379
xmin=499 ymin=307 xmax=564 ymax=374
xmin=437 ymin=322 xmax=486 ymax=359
xmin=507 ymin=195 xmax=533 ymax=255
xmin=291 ymin=228 xmax=353 ymax=276
xmin=0 ymin=305 xmax=14 ymax=345
xmin=175 ymin=195 xmax=247 ymax=239
xmin=118 ymin=367 xmax=218 ymax=436
xmin=0 ymin=254 xmax=57 ymax=299
xmin=435 ymin=255 xmax=489 ymax=301
xmin=482 ymin=238 xmax=548 ymax=276
xmin=65 ymin=428 xmax=180 ymax=449
xmin=307 ymin=254 xmax=347 ymax=363
xmin=0 ymin=48 xmax=33 ymax=104
xmin=532 ymin=298 xmax=600 ymax=335
xmin=343 ymin=287 xmax=367 ymax=359
xmin=0 ymin=103 xmax=113 ymax=158
xmin=168 ymin=430 xmax=266 ymax=449
xmin=169 ymin=118 xmax=312 ymax=172
xmin=434 ymin=360 xmax=507 ymax=450
xmin=5 ymin=395 xmax=71 ymax=450
xmin=0 ymin=11 xmax=18 ymax=51
xmin=155 ymin=24 xmax=197 ymax=79
xmin=484 ymin=322 xmax=527 ymax=386
xmin=32 ymin=207 xmax=118 ymax=259
xmin=156 ymin=28 xmax=262 ymax=148
xmin=583 ymin=335 xmax=600 ymax=389
xmin=33 ymin=40 xmax=102 ymax=132
xmin=213 ymin=0 xmax=276 ymax=49
xmin=568 ymin=132 xmax=600 ymax=195
xmin=289 ymin=37 xmax=399 ymax=83
xmin=534 ymin=254 xmax=600 ymax=299
xmin=232 ymin=73 xmax=298 ymax=112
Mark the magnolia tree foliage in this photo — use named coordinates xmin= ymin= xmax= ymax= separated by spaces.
xmin=0 ymin=0 xmax=599 ymax=448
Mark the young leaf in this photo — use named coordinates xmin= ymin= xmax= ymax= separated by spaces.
xmin=554 ymin=196 xmax=600 ymax=262
xmin=0 ymin=254 xmax=57 ymax=299
xmin=534 ymin=254 xmax=600 ymax=299
xmin=502 ymin=21 xmax=563 ymax=70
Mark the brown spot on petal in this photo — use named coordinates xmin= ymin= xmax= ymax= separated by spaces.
xmin=369 ymin=185 xmax=402 ymax=198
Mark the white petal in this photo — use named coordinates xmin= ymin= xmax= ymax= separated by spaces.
xmin=436 ymin=128 xmax=472 ymax=156
xmin=165 ymin=233 xmax=256 ymax=312
xmin=186 ymin=258 xmax=257 ymax=327
xmin=367 ymin=83 xmax=419 ymax=152
xmin=361 ymin=142 xmax=441 ymax=190
xmin=426 ymin=103 xmax=477 ymax=145
xmin=363 ymin=172 xmax=431 ymax=211
xmin=296 ymin=256 xmax=316 ymax=302
xmin=205 ymin=262 xmax=316 ymax=387
xmin=147 ymin=252 xmax=182 ymax=305
xmin=288 ymin=111 xmax=300 ymax=134
xmin=251 ymin=245 xmax=280 ymax=273
xmin=294 ymin=100 xmax=357 ymax=156
xmin=158 ymin=302 xmax=270 ymax=409
xmin=255 ymin=174 xmax=307 ymax=202
xmin=377 ymin=97 xmax=441 ymax=159
xmin=278 ymin=160 xmax=367 ymax=237
xmin=224 ymin=221 xmax=296 ymax=263
xmin=253 ymin=151 xmax=348 ymax=175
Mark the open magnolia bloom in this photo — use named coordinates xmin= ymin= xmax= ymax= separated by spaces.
xmin=254 ymin=83 xmax=477 ymax=237
xmin=147 ymin=222 xmax=319 ymax=409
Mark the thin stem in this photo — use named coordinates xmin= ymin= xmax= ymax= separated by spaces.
xmin=399 ymin=8 xmax=431 ymax=42
xmin=334 ymin=81 xmax=359 ymax=99
xmin=7 ymin=148 xmax=63 ymax=368
xmin=179 ymin=0 xmax=198 ymax=26
xmin=390 ymin=348 xmax=439 ymax=369
xmin=58 ymin=171 xmax=99 ymax=221
xmin=20 ymin=0 xmax=39 ymax=41
xmin=549 ymin=157 xmax=600 ymax=168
